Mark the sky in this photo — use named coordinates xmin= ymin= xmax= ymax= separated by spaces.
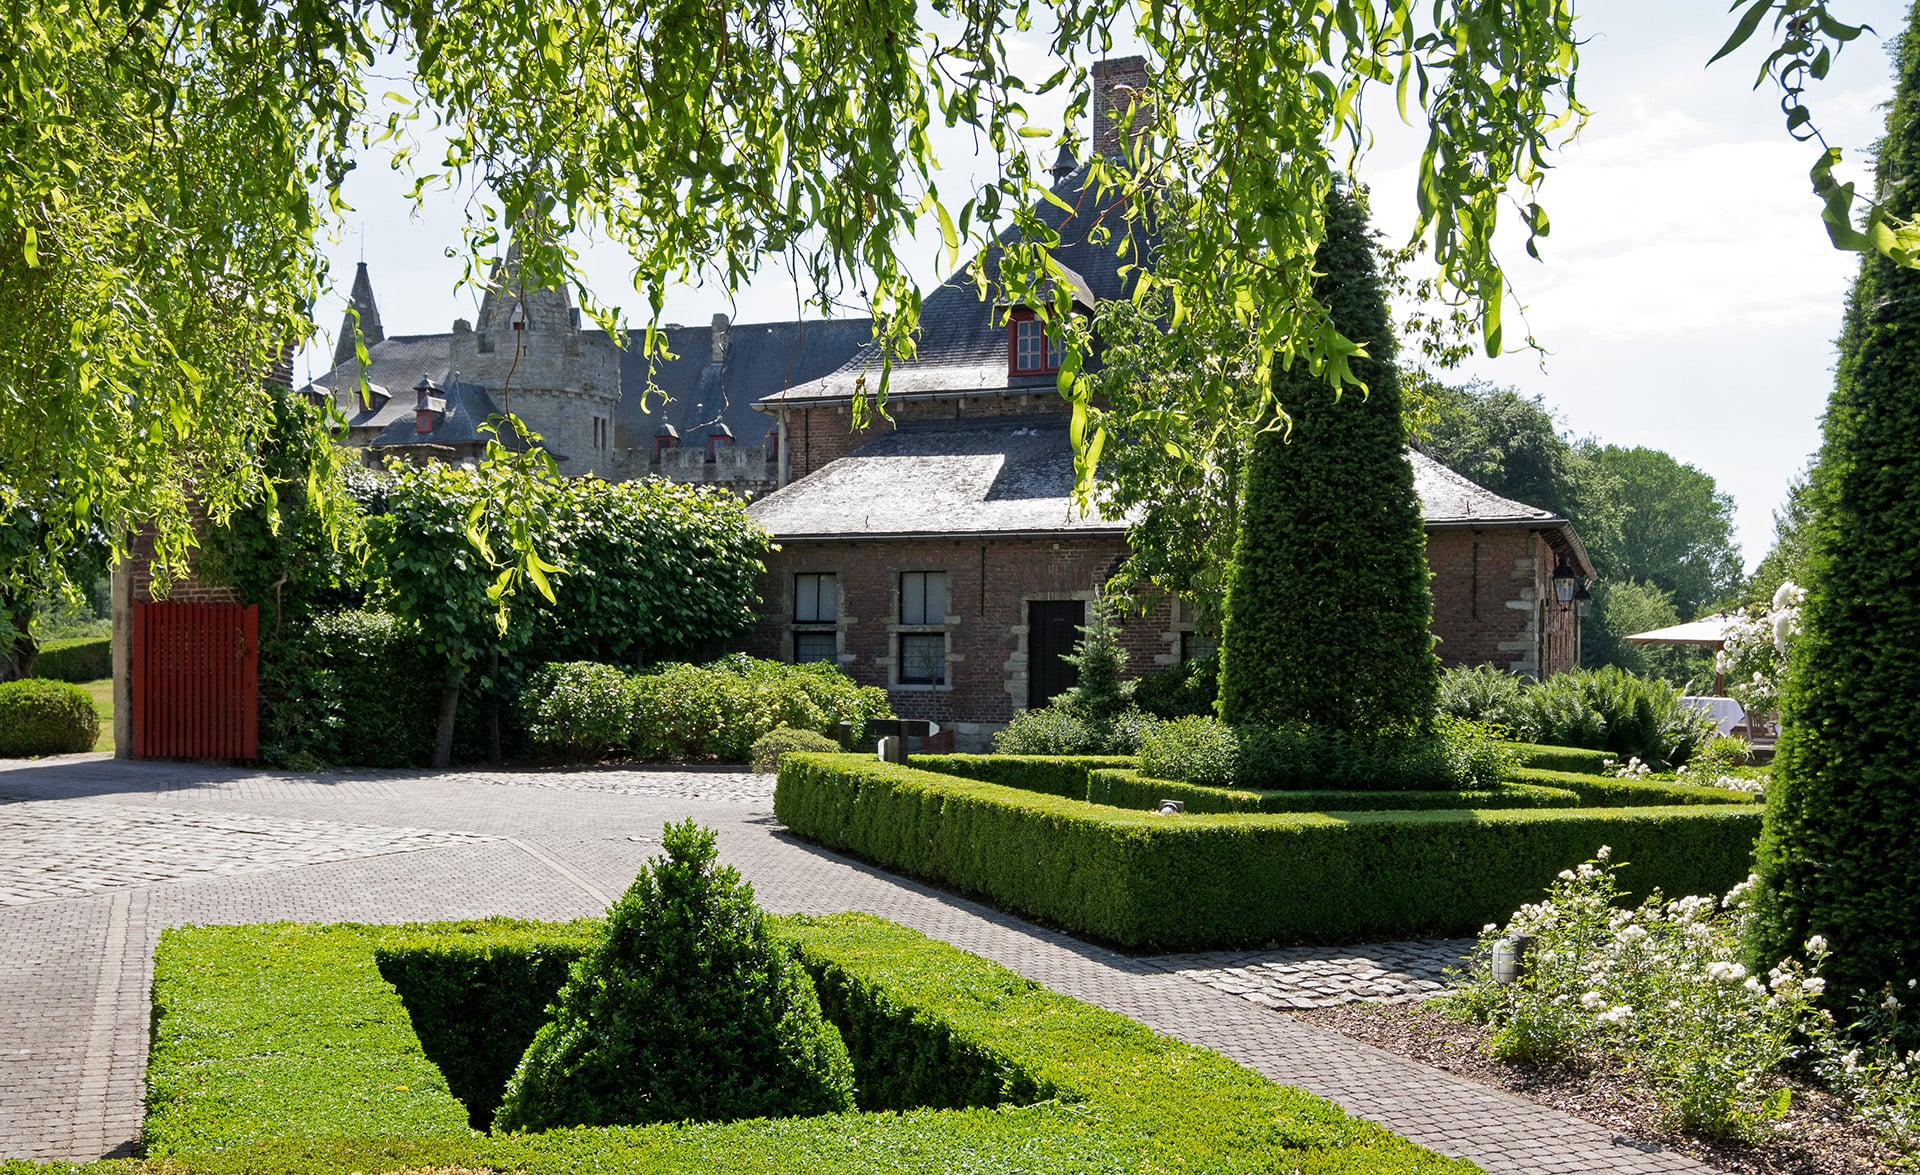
xmin=299 ymin=1 xmax=1908 ymax=573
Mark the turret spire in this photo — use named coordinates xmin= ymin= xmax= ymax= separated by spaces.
xmin=331 ymin=261 xmax=386 ymax=370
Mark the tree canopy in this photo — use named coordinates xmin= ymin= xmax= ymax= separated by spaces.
xmin=1582 ymin=445 xmax=1744 ymax=620
xmin=1 ymin=0 xmax=1884 ymax=595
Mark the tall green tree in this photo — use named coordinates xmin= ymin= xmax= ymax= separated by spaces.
xmin=1746 ymin=2 xmax=1920 ymax=1003
xmin=1218 ymin=185 xmax=1438 ymax=732
xmin=1581 ymin=445 xmax=1743 ymax=619
xmin=1745 ymin=466 xmax=1817 ymax=606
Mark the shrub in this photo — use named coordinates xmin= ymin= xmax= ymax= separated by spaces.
xmin=908 ymin=753 xmax=1136 ymax=799
xmin=629 ymin=656 xmax=889 ymax=763
xmin=0 ymin=678 xmax=98 ymax=756
xmin=1131 ymin=650 xmax=1218 ymax=719
xmin=751 ymin=725 xmax=841 ymax=772
xmin=1505 ymin=742 xmax=1616 ymax=775
xmin=776 ymin=753 xmax=1763 ymax=949
xmin=1053 ymin=591 xmax=1129 ymax=722
xmin=516 ymin=661 xmax=633 ymax=761
xmin=30 ymin=635 xmax=111 ymax=682
xmin=1451 ymin=854 xmax=1826 ymax=1140
xmin=1438 ymin=664 xmax=1529 ymax=729
xmin=1217 ymin=183 xmax=1439 ymax=733
xmin=1520 ymin=666 xmax=1715 ymax=770
xmin=1691 ymin=735 xmax=1754 ymax=773
xmin=267 ymin=609 xmax=438 ymax=768
xmin=992 ymin=705 xmax=1094 ymax=755
xmin=1517 ymin=768 xmax=1762 ymax=808
xmin=1438 ymin=716 xmax=1522 ymax=791
xmin=1138 ymin=715 xmax=1239 ymax=788
xmin=1088 ymin=768 xmax=1583 ymax=814
xmin=496 ymin=820 xmax=855 ymax=1131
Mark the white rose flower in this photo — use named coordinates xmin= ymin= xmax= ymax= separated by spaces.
xmin=1744 ymin=977 xmax=1767 ymax=995
xmin=1580 ymin=991 xmax=1607 ymax=1010
xmin=1803 ymin=977 xmax=1827 ymax=997
xmin=1806 ymin=935 xmax=1829 ymax=954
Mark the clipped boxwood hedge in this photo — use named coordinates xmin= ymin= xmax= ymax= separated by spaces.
xmin=32 ymin=635 xmax=111 ymax=682
xmin=775 ymin=754 xmax=1763 ymax=949
xmin=1504 ymin=742 xmax=1616 ymax=775
xmin=1085 ymin=768 xmax=1583 ymax=813
xmin=1515 ymin=767 xmax=1761 ymax=807
xmin=0 ymin=678 xmax=100 ymax=757
xmin=140 ymin=916 xmax=1472 ymax=1175
xmin=908 ymin=753 xmax=1138 ymax=799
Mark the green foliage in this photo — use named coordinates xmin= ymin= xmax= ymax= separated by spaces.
xmin=264 ymin=609 xmax=438 ymax=769
xmin=1131 ymin=652 xmax=1219 ymax=720
xmin=1504 ymin=742 xmax=1617 ymax=775
xmin=1745 ymin=467 xmax=1815 ymax=607
xmin=1693 ymin=736 xmax=1755 ymax=773
xmin=1516 ymin=768 xmax=1761 ymax=808
xmin=991 ymin=705 xmax=1094 ymax=755
xmin=1748 ymin=4 xmax=1920 ymax=1004
xmin=527 ymin=479 xmax=771 ymax=667
xmin=29 ymin=636 xmax=110 ymax=683
xmin=1054 ymin=592 xmax=1128 ymax=722
xmin=1139 ymin=716 xmax=1240 ymax=788
xmin=516 ymin=661 xmax=633 ymax=761
xmin=1582 ymin=579 xmax=1713 ymax=684
xmin=141 ymin=913 xmax=1476 ymax=1175
xmin=751 ymin=725 xmax=843 ymax=773
xmin=777 ymin=753 xmax=1762 ymax=948
xmin=1438 ymin=663 xmax=1530 ymax=729
xmin=1583 ymin=445 xmax=1744 ymax=619
xmin=0 ymin=678 xmax=98 ymax=757
xmin=630 ymin=656 xmax=889 ymax=763
xmin=1088 ymin=768 xmax=1582 ymax=814
xmin=372 ymin=921 xmax=602 ymax=1130
xmin=907 ymin=754 xmax=1139 ymax=800
xmin=496 ymin=821 xmax=856 ymax=1132
xmin=1452 ymin=855 xmax=1825 ymax=1141
xmin=1521 ymin=667 xmax=1716 ymax=771
xmin=1218 ymin=185 xmax=1439 ymax=734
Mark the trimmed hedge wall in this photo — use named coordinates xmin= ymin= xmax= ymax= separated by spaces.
xmin=775 ymin=754 xmax=1764 ymax=949
xmin=1085 ymin=768 xmax=1582 ymax=814
xmin=1505 ymin=742 xmax=1615 ymax=775
xmin=372 ymin=920 xmax=602 ymax=1128
xmin=1516 ymin=767 xmax=1761 ymax=808
xmin=909 ymin=753 xmax=1138 ymax=799
xmin=32 ymin=636 xmax=111 ymax=682
xmin=141 ymin=916 xmax=1471 ymax=1175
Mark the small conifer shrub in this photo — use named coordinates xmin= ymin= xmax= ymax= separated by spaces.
xmin=494 ymin=820 xmax=854 ymax=1132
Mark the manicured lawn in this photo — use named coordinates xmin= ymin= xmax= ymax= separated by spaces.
xmin=81 ymin=678 xmax=112 ymax=753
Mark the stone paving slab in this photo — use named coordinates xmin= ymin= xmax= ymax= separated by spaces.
xmin=0 ymin=756 xmax=1722 ymax=1174
xmin=1160 ymin=938 xmax=1478 ymax=1007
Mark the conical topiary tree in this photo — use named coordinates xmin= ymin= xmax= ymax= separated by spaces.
xmin=1746 ymin=9 xmax=1920 ymax=1002
xmin=1217 ymin=183 xmax=1439 ymax=732
xmin=494 ymin=820 xmax=855 ymax=1132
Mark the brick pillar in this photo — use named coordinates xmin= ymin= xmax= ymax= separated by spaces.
xmin=1093 ymin=56 xmax=1150 ymax=159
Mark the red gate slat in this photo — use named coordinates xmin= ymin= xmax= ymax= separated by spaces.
xmin=130 ymin=600 xmax=259 ymax=763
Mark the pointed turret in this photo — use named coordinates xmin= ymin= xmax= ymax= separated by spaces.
xmin=474 ymin=236 xmax=578 ymax=337
xmin=331 ymin=261 xmax=386 ymax=370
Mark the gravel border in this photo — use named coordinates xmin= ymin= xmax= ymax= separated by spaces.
xmin=1287 ymin=1002 xmax=1902 ymax=1175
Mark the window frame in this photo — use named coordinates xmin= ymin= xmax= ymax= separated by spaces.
xmin=895 ymin=570 xmax=951 ymax=687
xmin=1006 ymin=309 xmax=1066 ymax=376
xmin=791 ymin=572 xmax=839 ymax=665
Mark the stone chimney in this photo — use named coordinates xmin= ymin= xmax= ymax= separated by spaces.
xmin=711 ymin=313 xmax=731 ymax=364
xmin=1092 ymin=56 xmax=1150 ymax=160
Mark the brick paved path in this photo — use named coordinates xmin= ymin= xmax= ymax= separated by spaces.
xmin=0 ymin=754 xmax=1716 ymax=1173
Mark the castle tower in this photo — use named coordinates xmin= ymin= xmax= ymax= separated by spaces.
xmin=331 ymin=261 xmax=386 ymax=370
xmin=447 ymin=237 xmax=621 ymax=475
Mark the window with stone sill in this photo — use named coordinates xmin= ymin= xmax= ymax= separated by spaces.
xmin=897 ymin=571 xmax=949 ymax=686
xmin=792 ymin=573 xmax=838 ymax=665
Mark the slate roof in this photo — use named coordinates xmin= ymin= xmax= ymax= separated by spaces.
xmin=365 ymin=380 xmax=532 ymax=454
xmin=751 ymin=424 xmax=1593 ymax=567
xmin=1410 ymin=448 xmax=1594 ymax=575
xmin=301 ymin=318 xmax=870 ymax=449
xmin=754 ymin=162 xmax=1139 ymax=409
xmin=746 ymin=421 xmax=1131 ymax=540
xmin=620 ymin=319 xmax=870 ymax=448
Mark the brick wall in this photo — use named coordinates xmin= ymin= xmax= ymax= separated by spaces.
xmin=778 ymin=392 xmax=1071 ymax=481
xmin=751 ymin=533 xmax=1180 ymax=745
xmin=125 ymin=524 xmax=242 ymax=605
xmin=1427 ymin=527 xmax=1580 ymax=677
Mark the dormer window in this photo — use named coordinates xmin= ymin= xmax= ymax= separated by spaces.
xmin=1008 ymin=309 xmax=1066 ymax=375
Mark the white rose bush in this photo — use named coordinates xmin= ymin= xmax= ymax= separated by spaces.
xmin=1716 ymin=581 xmax=1805 ymax=720
xmin=1451 ymin=848 xmax=1831 ymax=1141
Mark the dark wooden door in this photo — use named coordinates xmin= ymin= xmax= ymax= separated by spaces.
xmin=1028 ymin=600 xmax=1086 ymax=709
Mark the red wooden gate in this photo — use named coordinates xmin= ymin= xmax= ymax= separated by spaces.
xmin=131 ymin=601 xmax=259 ymax=760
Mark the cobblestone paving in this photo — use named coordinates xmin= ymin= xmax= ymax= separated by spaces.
xmin=0 ymin=754 xmax=1715 ymax=1173
xmin=0 ymin=800 xmax=498 ymax=906
xmin=1160 ymin=938 xmax=1478 ymax=1007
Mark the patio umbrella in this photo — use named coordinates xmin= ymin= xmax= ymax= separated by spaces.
xmin=1624 ymin=613 xmax=1735 ymax=699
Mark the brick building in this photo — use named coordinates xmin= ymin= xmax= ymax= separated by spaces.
xmin=741 ymin=58 xmax=1593 ymax=749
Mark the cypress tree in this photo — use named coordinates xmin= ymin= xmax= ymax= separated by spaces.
xmin=1746 ymin=8 xmax=1920 ymax=1000
xmin=1217 ymin=184 xmax=1439 ymax=731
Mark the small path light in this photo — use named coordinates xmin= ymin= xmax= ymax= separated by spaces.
xmin=1156 ymin=799 xmax=1186 ymax=815
xmin=1491 ymin=933 xmax=1533 ymax=985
